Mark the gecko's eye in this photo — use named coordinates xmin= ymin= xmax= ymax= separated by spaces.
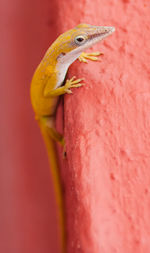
xmin=74 ymin=35 xmax=86 ymax=45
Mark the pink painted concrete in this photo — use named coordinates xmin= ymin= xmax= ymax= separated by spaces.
xmin=1 ymin=0 xmax=150 ymax=252
xmin=56 ymin=0 xmax=150 ymax=252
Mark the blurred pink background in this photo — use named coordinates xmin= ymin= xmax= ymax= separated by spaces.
xmin=0 ymin=0 xmax=61 ymax=252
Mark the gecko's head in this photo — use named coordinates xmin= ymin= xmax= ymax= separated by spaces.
xmin=55 ymin=23 xmax=115 ymax=64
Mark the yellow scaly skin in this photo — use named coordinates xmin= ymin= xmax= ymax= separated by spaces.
xmin=30 ymin=23 xmax=115 ymax=252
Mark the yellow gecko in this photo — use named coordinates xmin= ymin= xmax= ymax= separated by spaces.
xmin=30 ymin=23 xmax=115 ymax=252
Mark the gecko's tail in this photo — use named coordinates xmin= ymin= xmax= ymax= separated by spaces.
xmin=38 ymin=117 xmax=66 ymax=252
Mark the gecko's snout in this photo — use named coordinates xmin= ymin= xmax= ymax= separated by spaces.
xmin=86 ymin=25 xmax=115 ymax=44
xmin=101 ymin=26 xmax=115 ymax=35
xmin=109 ymin=26 xmax=115 ymax=33
xmin=112 ymin=27 xmax=115 ymax=32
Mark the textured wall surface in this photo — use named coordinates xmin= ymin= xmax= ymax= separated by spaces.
xmin=56 ymin=0 xmax=150 ymax=252
xmin=1 ymin=0 xmax=150 ymax=253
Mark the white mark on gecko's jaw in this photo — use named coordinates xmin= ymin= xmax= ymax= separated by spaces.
xmin=57 ymin=52 xmax=66 ymax=61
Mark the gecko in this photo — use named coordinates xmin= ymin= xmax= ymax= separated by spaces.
xmin=30 ymin=23 xmax=115 ymax=252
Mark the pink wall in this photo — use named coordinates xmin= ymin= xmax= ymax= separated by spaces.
xmin=1 ymin=0 xmax=150 ymax=252
xmin=0 ymin=0 xmax=61 ymax=252
xmin=57 ymin=0 xmax=150 ymax=252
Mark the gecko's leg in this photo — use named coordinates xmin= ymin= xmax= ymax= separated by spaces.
xmin=78 ymin=52 xmax=103 ymax=63
xmin=39 ymin=116 xmax=64 ymax=146
xmin=45 ymin=76 xmax=85 ymax=97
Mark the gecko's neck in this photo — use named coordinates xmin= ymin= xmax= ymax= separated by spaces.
xmin=54 ymin=50 xmax=81 ymax=89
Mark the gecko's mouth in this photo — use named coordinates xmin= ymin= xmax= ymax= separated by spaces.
xmin=86 ymin=27 xmax=115 ymax=46
xmin=89 ymin=32 xmax=108 ymax=39
xmin=89 ymin=27 xmax=115 ymax=41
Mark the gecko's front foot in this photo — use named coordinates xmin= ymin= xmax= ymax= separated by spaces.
xmin=78 ymin=52 xmax=103 ymax=63
xmin=64 ymin=76 xmax=85 ymax=94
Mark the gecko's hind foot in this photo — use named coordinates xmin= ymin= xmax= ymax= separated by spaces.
xmin=63 ymin=148 xmax=67 ymax=159
xmin=78 ymin=51 xmax=103 ymax=63
xmin=61 ymin=139 xmax=67 ymax=158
